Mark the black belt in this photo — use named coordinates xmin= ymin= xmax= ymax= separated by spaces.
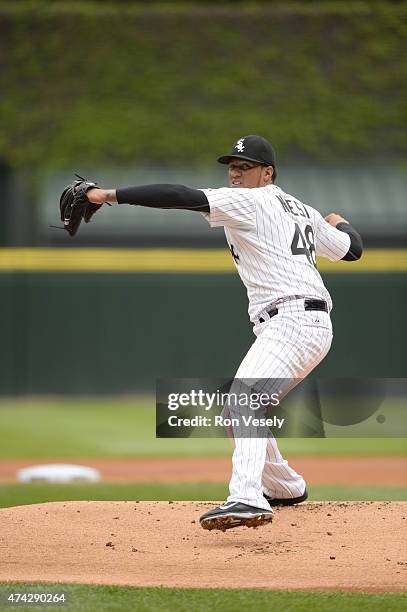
xmin=258 ymin=299 xmax=328 ymax=324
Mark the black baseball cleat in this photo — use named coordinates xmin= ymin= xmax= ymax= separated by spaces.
xmin=263 ymin=487 xmax=308 ymax=507
xmin=200 ymin=501 xmax=274 ymax=532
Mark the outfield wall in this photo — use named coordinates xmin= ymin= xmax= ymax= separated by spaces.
xmin=0 ymin=250 xmax=405 ymax=394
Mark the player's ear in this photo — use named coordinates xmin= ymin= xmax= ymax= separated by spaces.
xmin=263 ymin=165 xmax=274 ymax=184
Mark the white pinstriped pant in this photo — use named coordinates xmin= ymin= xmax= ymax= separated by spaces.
xmin=226 ymin=300 xmax=333 ymax=510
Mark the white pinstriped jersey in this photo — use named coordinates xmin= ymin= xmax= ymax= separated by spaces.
xmin=200 ymin=184 xmax=350 ymax=322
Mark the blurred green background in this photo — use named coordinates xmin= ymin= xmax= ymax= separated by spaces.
xmin=0 ymin=0 xmax=406 ymax=247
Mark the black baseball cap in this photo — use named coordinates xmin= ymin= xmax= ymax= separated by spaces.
xmin=217 ymin=135 xmax=276 ymax=167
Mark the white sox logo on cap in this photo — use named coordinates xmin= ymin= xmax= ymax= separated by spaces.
xmin=235 ymin=138 xmax=245 ymax=153
xmin=218 ymin=135 xmax=276 ymax=167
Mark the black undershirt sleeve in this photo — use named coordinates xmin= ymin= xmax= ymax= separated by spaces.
xmin=336 ymin=222 xmax=363 ymax=261
xmin=116 ymin=184 xmax=210 ymax=213
xmin=116 ymin=185 xmax=363 ymax=260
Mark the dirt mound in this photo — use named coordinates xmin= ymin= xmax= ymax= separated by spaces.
xmin=1 ymin=501 xmax=406 ymax=591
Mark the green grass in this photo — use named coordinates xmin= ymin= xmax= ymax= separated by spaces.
xmin=0 ymin=397 xmax=405 ymax=458
xmin=0 ymin=482 xmax=406 ymax=509
xmin=0 ymin=398 xmax=229 ymax=458
xmin=0 ymin=584 xmax=405 ymax=612
xmin=278 ymin=438 xmax=407 ymax=456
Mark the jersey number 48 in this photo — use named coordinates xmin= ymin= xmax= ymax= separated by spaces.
xmin=291 ymin=223 xmax=316 ymax=267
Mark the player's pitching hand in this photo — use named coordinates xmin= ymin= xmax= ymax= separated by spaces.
xmin=325 ymin=213 xmax=349 ymax=227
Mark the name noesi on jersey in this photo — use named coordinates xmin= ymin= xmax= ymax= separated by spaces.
xmin=200 ymin=184 xmax=351 ymax=322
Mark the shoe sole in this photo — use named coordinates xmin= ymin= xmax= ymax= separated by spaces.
xmin=265 ymin=490 xmax=308 ymax=507
xmin=200 ymin=512 xmax=273 ymax=532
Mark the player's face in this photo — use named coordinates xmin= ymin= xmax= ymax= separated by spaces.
xmin=228 ymin=160 xmax=273 ymax=188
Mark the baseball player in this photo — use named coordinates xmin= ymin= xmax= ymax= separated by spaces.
xmin=70 ymin=135 xmax=363 ymax=531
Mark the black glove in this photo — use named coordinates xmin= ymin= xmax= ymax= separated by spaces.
xmin=59 ymin=177 xmax=103 ymax=237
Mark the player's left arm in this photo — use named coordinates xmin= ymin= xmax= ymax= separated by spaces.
xmin=86 ymin=184 xmax=210 ymax=212
xmin=324 ymin=213 xmax=363 ymax=261
xmin=86 ymin=184 xmax=255 ymax=230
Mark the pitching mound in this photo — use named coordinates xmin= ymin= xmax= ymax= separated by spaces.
xmin=1 ymin=501 xmax=406 ymax=591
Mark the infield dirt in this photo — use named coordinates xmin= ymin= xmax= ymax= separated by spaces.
xmin=0 ymin=457 xmax=406 ymax=485
xmin=1 ymin=500 xmax=406 ymax=591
